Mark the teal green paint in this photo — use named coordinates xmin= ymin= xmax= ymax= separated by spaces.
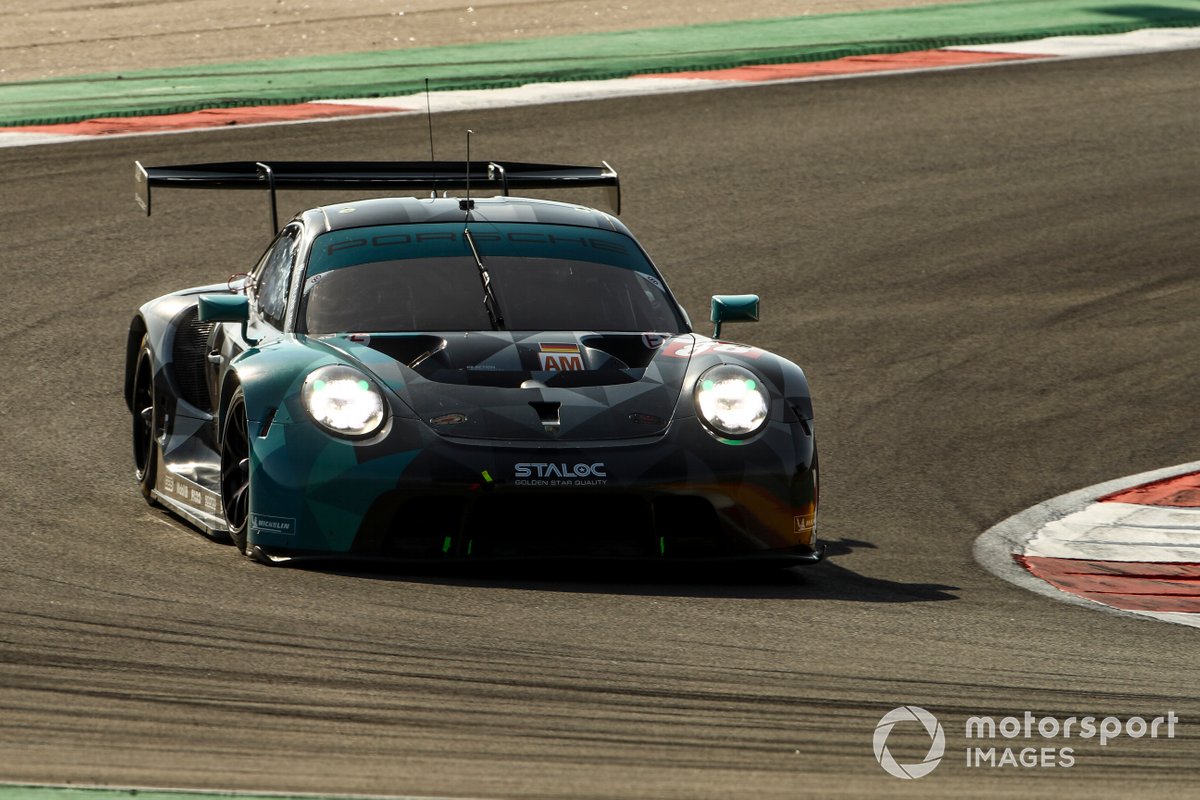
xmin=302 ymin=447 xmax=420 ymax=548
xmin=4 ymin=0 xmax=1200 ymax=126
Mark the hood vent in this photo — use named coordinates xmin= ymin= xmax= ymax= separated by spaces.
xmin=529 ymin=401 xmax=562 ymax=434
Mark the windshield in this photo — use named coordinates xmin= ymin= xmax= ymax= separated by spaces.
xmin=299 ymin=222 xmax=687 ymax=334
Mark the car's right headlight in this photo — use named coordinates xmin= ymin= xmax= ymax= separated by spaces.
xmin=302 ymin=365 xmax=386 ymax=437
xmin=694 ymin=364 xmax=770 ymax=439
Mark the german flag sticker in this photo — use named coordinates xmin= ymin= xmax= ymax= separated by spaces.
xmin=538 ymin=342 xmax=584 ymax=371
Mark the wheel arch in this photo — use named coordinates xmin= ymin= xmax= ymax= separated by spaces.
xmin=217 ymin=370 xmax=244 ymax=435
xmin=124 ymin=315 xmax=149 ymax=412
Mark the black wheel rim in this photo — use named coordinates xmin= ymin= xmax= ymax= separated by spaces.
xmin=221 ymin=397 xmax=251 ymax=536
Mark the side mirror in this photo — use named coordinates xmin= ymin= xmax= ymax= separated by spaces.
xmin=710 ymin=294 xmax=759 ymax=338
xmin=198 ymin=294 xmax=249 ymax=323
xmin=198 ymin=294 xmax=259 ymax=346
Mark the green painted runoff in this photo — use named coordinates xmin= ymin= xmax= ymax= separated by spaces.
xmin=1 ymin=0 xmax=1199 ymax=126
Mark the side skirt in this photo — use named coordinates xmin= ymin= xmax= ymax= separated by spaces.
xmin=150 ymin=450 xmax=227 ymax=537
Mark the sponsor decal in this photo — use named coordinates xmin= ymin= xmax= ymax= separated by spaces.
xmin=302 ymin=273 xmax=326 ymax=295
xmin=251 ymin=513 xmax=297 ymax=537
xmin=638 ymin=273 xmax=664 ymax=290
xmin=641 ymin=333 xmax=666 ymax=350
xmin=664 ymin=340 xmax=765 ymax=359
xmin=325 ymin=230 xmax=629 ymax=257
xmin=162 ymin=473 xmax=222 ymax=516
xmin=514 ymin=462 xmax=607 ymax=486
xmin=538 ymin=342 xmax=584 ymax=372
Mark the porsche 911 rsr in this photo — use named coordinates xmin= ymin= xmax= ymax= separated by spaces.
xmin=125 ymin=160 xmax=821 ymax=566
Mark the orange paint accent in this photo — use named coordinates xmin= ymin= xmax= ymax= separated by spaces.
xmin=10 ymin=102 xmax=397 ymax=135
xmin=1019 ymin=555 xmax=1200 ymax=613
xmin=644 ymin=50 xmax=1047 ymax=82
xmin=672 ymin=481 xmax=805 ymax=548
xmin=1101 ymin=471 xmax=1200 ymax=508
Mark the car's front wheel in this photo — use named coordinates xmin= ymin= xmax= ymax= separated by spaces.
xmin=220 ymin=387 xmax=252 ymax=553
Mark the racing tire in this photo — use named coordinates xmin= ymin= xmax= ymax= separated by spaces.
xmin=131 ymin=337 xmax=160 ymax=505
xmin=220 ymin=387 xmax=252 ymax=554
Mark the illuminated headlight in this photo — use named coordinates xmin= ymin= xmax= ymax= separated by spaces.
xmin=302 ymin=365 xmax=385 ymax=437
xmin=695 ymin=364 xmax=770 ymax=438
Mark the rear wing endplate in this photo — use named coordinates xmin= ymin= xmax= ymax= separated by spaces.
xmin=134 ymin=159 xmax=621 ymax=229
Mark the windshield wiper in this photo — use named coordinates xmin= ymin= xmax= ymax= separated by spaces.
xmin=464 ymin=226 xmax=505 ymax=331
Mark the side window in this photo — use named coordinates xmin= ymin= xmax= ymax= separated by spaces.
xmin=253 ymin=225 xmax=301 ymax=329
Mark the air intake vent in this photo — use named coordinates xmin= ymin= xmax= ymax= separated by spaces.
xmin=172 ymin=307 xmax=213 ymax=412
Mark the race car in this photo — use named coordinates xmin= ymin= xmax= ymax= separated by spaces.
xmin=125 ymin=159 xmax=821 ymax=566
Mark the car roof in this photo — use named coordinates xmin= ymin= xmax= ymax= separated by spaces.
xmin=304 ymin=195 xmax=631 ymax=236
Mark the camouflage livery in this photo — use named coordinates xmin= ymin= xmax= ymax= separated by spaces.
xmin=125 ymin=161 xmax=821 ymax=566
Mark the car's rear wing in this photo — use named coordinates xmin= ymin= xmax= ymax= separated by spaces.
xmin=134 ymin=160 xmax=621 ymax=230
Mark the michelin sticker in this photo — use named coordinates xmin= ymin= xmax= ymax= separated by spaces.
xmin=251 ymin=514 xmax=297 ymax=537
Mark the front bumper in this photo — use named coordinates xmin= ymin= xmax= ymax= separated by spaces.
xmin=245 ymin=413 xmax=819 ymax=564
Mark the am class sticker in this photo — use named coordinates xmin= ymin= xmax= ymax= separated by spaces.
xmin=538 ymin=342 xmax=584 ymax=371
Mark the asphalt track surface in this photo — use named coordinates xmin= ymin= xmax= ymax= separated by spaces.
xmin=3 ymin=50 xmax=1200 ymax=798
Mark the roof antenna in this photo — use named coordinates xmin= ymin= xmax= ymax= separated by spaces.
xmin=425 ymin=78 xmax=438 ymax=197
xmin=460 ymin=129 xmax=475 ymax=214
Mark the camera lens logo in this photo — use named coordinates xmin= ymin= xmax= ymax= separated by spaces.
xmin=873 ymin=706 xmax=945 ymax=779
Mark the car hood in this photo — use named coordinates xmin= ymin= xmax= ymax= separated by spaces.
xmin=322 ymin=331 xmax=696 ymax=441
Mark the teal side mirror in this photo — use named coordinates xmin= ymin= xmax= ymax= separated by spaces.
xmin=198 ymin=294 xmax=259 ymax=345
xmin=198 ymin=294 xmax=249 ymax=323
xmin=710 ymin=294 xmax=760 ymax=338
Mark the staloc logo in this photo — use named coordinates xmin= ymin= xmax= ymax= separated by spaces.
xmin=515 ymin=462 xmax=607 ymax=479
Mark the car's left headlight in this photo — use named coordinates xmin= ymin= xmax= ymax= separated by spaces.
xmin=694 ymin=364 xmax=770 ymax=438
xmin=302 ymin=365 xmax=386 ymax=437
